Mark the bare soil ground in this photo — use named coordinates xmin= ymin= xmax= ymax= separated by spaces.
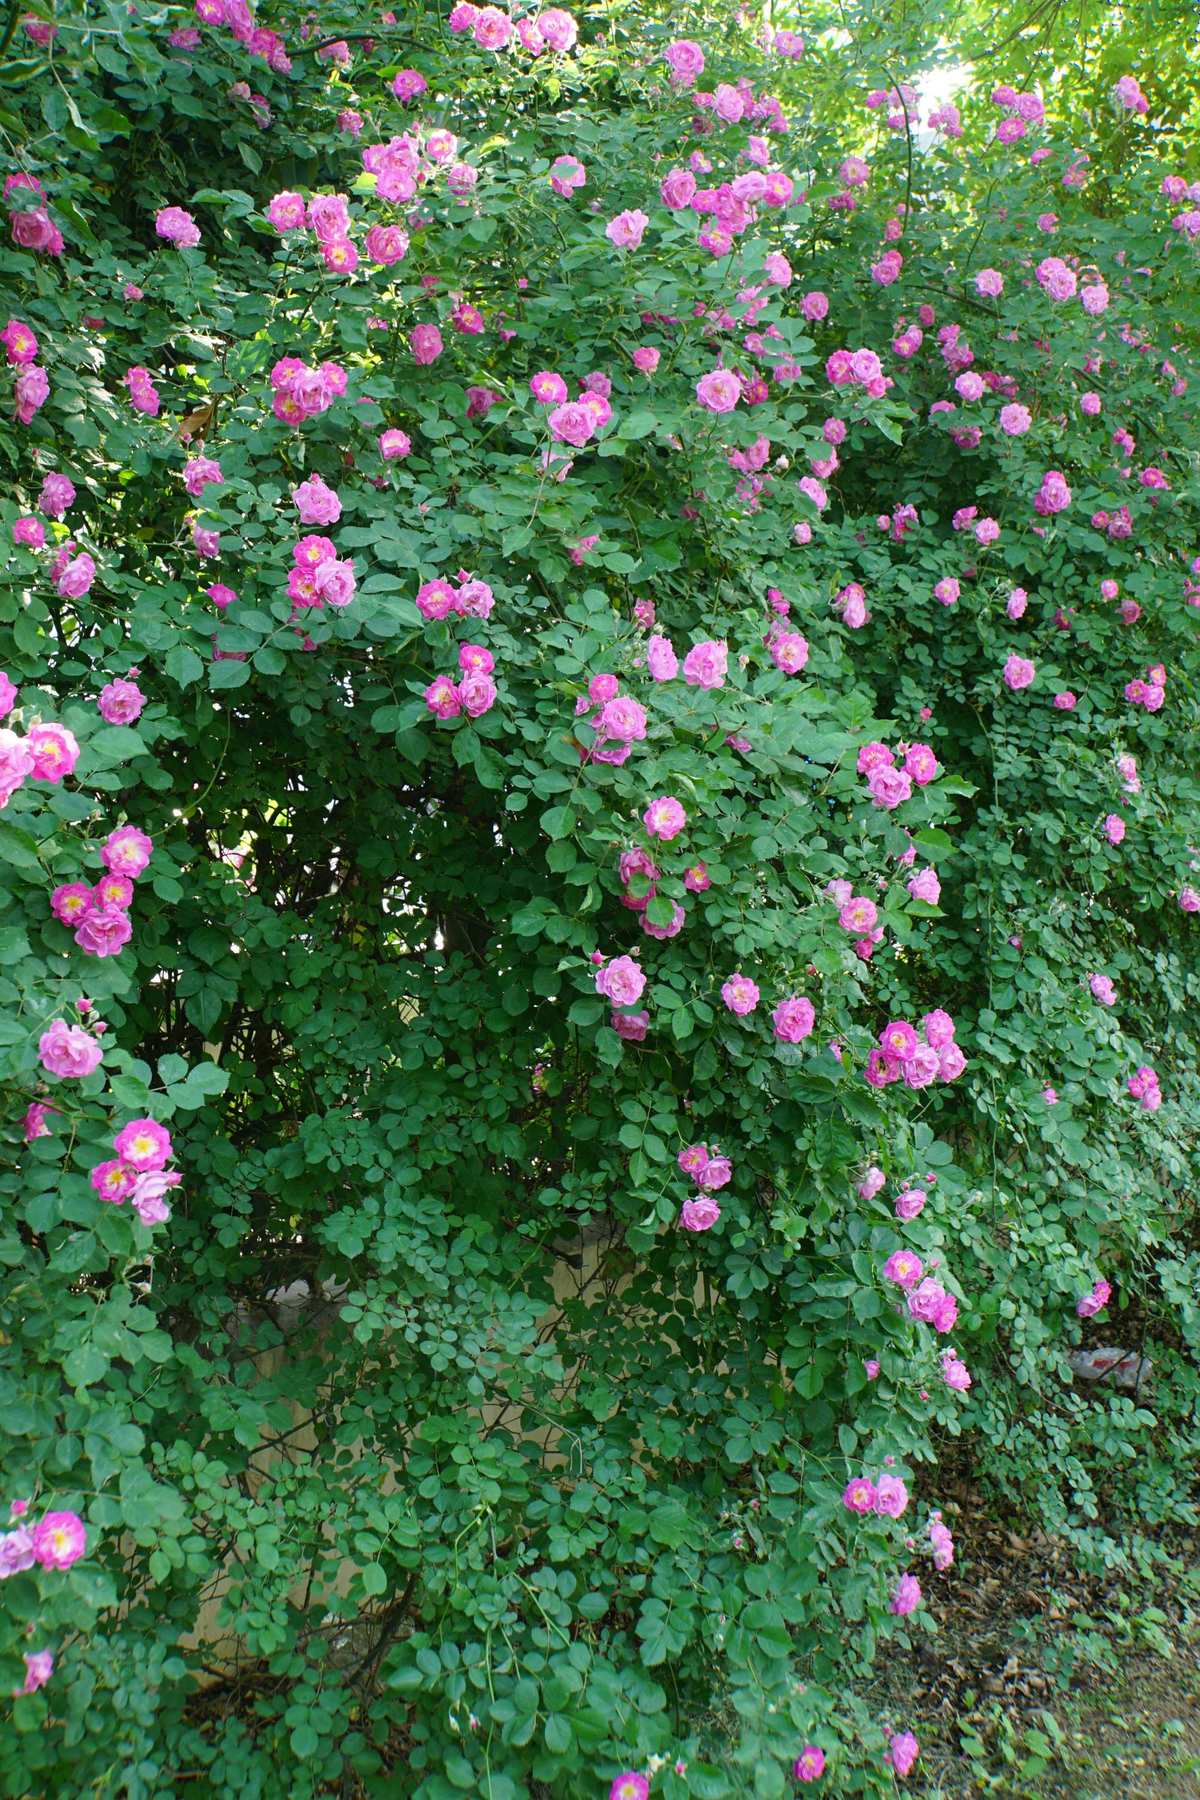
xmin=865 ymin=1504 xmax=1200 ymax=1799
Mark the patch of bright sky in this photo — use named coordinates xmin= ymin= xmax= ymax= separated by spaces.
xmin=914 ymin=60 xmax=971 ymax=150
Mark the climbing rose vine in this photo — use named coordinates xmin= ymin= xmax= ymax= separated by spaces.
xmin=1 ymin=1 xmax=1198 ymax=1795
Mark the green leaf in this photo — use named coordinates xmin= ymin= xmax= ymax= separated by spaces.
xmin=0 ymin=820 xmax=43 ymax=872
xmin=89 ymin=726 xmax=146 ymax=762
xmin=166 ymin=645 xmax=204 ymax=688
xmin=63 ymin=1344 xmax=110 ymax=1388
xmin=544 ymin=1714 xmax=573 ymax=1754
xmin=361 ymin=1563 xmax=387 ymax=1595
xmin=647 ymin=1499 xmax=691 ymax=1548
xmin=540 ymin=806 xmax=576 ymax=840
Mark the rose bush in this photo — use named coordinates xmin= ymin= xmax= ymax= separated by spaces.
xmin=1 ymin=1 xmax=1198 ymax=1795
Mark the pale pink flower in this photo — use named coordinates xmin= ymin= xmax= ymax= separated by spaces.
xmin=682 ymin=639 xmax=727 ymax=688
xmin=721 ymin=972 xmax=760 ymax=1015
xmin=695 ymin=369 xmax=741 ymax=413
xmin=595 ymin=954 xmax=646 ymax=1007
xmin=606 ymin=209 xmax=648 ymax=250
xmin=643 ymin=796 xmax=686 ymax=841
xmin=680 ymin=1196 xmax=720 ymax=1231
xmin=98 ymin=678 xmax=144 ymax=724
xmin=1003 ymin=653 xmax=1036 ymax=691
xmin=772 ymin=996 xmax=815 ymax=1043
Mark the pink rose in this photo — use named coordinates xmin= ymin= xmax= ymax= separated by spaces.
xmin=606 ymin=209 xmax=648 ymax=250
xmin=409 ymin=324 xmax=443 ymax=365
xmin=682 ymin=639 xmax=727 ymax=688
xmin=38 ymin=1018 xmax=103 ymax=1079
xmin=595 ymin=954 xmax=645 ymax=1007
xmin=548 ymin=402 xmax=595 ymax=447
xmin=1003 ymin=653 xmax=1036 ymax=691
xmin=643 ymin=796 xmax=686 ymax=841
xmin=75 ymin=906 xmax=133 ymax=958
xmin=155 ymin=205 xmax=200 ymax=248
xmin=292 ymin=474 xmax=341 ymax=525
xmin=721 ymin=972 xmax=760 ymax=1016
xmin=26 ymin=723 xmax=79 ymax=784
xmin=695 ymin=369 xmax=741 ymax=413
xmin=679 ymin=1196 xmax=720 ymax=1231
xmin=772 ymin=996 xmax=814 ymax=1043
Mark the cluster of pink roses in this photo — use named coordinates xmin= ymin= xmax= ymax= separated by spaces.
xmin=1112 ymin=74 xmax=1149 ymax=114
xmin=882 ymin=1250 xmax=961 ymax=1335
xmin=51 ymin=825 xmax=154 ymax=959
xmin=266 ymin=187 xmax=413 ymax=276
xmin=90 ymin=1115 xmax=179 ymax=1226
xmin=269 ymin=355 xmax=347 ymax=426
xmin=928 ymin=1510 xmax=955 ymax=1571
xmin=542 ymin=377 xmax=615 ymax=453
xmin=424 ymin=643 xmax=499 ymax=721
xmin=866 ymin=1012 xmax=964 ymax=1089
xmin=448 ymin=3 xmax=577 ymax=55
xmin=989 ymin=82 xmax=1044 ymax=143
xmin=10 ymin=465 xmax=76 ymax=549
xmin=828 ymin=880 xmax=887 ymax=960
xmin=0 ymin=714 xmax=79 ymax=809
xmin=414 ymin=570 xmax=495 ymax=624
xmin=125 ymin=365 xmax=160 ymax=416
xmin=658 ymin=152 xmax=796 ymax=265
xmin=842 ymin=1469 xmax=909 ymax=1516
xmin=2 ymin=1502 xmax=82 ymax=1687
xmin=825 ymin=345 xmax=893 ymax=400
xmin=590 ymin=947 xmax=650 ymax=1040
xmin=1127 ymin=1064 xmax=1161 ymax=1111
xmin=0 ymin=1501 xmax=85 ymax=1579
xmin=286 ymin=532 xmax=357 ymax=615
xmin=642 ymin=634 xmax=728 ymax=689
xmin=574 ymin=672 xmax=647 ymax=767
xmin=7 ymin=170 xmax=62 ymax=262
xmin=48 ymin=536 xmax=96 ymax=599
xmin=1124 ymin=662 xmax=1166 ymax=710
xmin=192 ymin=0 xmax=290 ymax=67
xmin=358 ymin=126 xmax=479 ymax=216
xmin=2 ymin=310 xmax=51 ymax=424
xmin=856 ymin=737 xmax=937 ymax=810
xmin=715 ymin=974 xmax=818 ymax=1044
xmin=617 ymin=846 xmax=709 ymax=946
xmin=677 ymin=1142 xmax=732 ymax=1232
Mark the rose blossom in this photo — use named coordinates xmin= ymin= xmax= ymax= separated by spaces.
xmin=680 ymin=1196 xmax=720 ymax=1231
xmin=595 ymin=955 xmax=645 ymax=1007
xmin=39 ymin=1019 xmax=102 ymax=1079
xmin=772 ymin=996 xmax=815 ymax=1043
